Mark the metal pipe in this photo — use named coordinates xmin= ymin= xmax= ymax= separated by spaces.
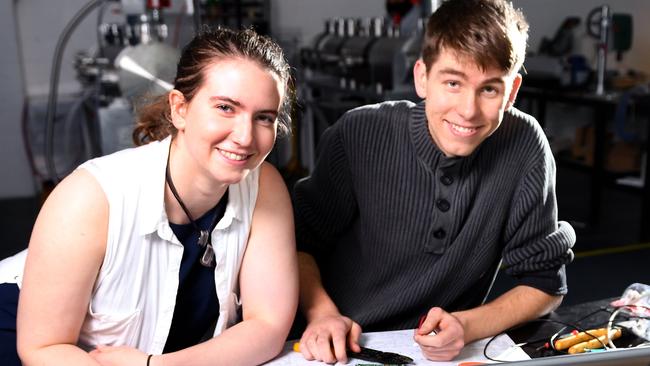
xmin=427 ymin=0 xmax=443 ymax=15
xmin=44 ymin=0 xmax=107 ymax=184
xmin=596 ymin=5 xmax=610 ymax=95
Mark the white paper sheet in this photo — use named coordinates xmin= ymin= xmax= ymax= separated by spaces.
xmin=264 ymin=329 xmax=530 ymax=365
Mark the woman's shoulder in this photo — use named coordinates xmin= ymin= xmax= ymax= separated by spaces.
xmin=72 ymin=140 xmax=169 ymax=219
xmin=81 ymin=139 xmax=167 ymax=173
xmin=79 ymin=139 xmax=168 ymax=187
xmin=257 ymin=162 xmax=286 ymax=194
xmin=233 ymin=163 xmax=289 ymax=222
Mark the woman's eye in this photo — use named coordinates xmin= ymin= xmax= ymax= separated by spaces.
xmin=256 ymin=115 xmax=276 ymax=125
xmin=217 ymin=104 xmax=233 ymax=112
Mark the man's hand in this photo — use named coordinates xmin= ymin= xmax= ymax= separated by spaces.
xmin=413 ymin=307 xmax=465 ymax=361
xmin=299 ymin=313 xmax=362 ymax=364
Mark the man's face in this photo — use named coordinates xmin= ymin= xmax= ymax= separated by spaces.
xmin=413 ymin=49 xmax=522 ymax=157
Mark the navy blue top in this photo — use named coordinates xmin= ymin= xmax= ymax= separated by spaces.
xmin=163 ymin=190 xmax=229 ymax=353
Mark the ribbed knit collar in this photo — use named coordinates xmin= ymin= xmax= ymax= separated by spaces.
xmin=409 ymin=101 xmax=481 ymax=173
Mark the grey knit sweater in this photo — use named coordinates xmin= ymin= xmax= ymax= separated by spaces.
xmin=293 ymin=100 xmax=575 ymax=332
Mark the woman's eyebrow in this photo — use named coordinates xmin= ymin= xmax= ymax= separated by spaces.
xmin=209 ymin=96 xmax=242 ymax=107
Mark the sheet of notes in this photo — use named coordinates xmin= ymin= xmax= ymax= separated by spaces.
xmin=265 ymin=329 xmax=530 ymax=365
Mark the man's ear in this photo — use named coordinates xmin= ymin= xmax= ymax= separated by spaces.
xmin=169 ymin=89 xmax=187 ymax=130
xmin=413 ymin=59 xmax=429 ymax=99
xmin=505 ymin=73 xmax=523 ymax=111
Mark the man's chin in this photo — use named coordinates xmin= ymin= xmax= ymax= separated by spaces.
xmin=440 ymin=144 xmax=478 ymax=158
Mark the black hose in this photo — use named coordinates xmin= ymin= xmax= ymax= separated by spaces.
xmin=44 ymin=0 xmax=107 ymax=184
xmin=192 ymin=0 xmax=202 ymax=31
xmin=96 ymin=1 xmax=109 ymax=58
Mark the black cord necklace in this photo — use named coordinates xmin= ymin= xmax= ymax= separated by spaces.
xmin=165 ymin=143 xmax=219 ymax=267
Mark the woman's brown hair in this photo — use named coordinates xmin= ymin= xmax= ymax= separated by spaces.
xmin=132 ymin=27 xmax=294 ymax=146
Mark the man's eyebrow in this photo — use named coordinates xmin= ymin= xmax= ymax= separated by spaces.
xmin=482 ymin=77 xmax=506 ymax=86
xmin=437 ymin=67 xmax=467 ymax=79
xmin=437 ymin=68 xmax=505 ymax=86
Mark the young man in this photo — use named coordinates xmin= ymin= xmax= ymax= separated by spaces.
xmin=292 ymin=0 xmax=576 ymax=363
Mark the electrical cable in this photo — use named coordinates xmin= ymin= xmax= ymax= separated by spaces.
xmin=21 ymin=98 xmax=44 ymax=180
xmin=61 ymin=87 xmax=99 ymax=175
xmin=548 ymin=307 xmax=612 ymax=352
xmin=96 ymin=0 xmax=109 ymax=58
xmin=90 ymin=0 xmax=108 ymax=159
xmin=607 ymin=293 xmax=650 ymax=349
xmin=483 ymin=307 xmax=612 ymax=362
xmin=485 ymin=303 xmax=650 ymax=362
xmin=62 ymin=93 xmax=88 ymax=173
xmin=192 ymin=0 xmax=202 ymax=31
xmin=89 ymin=61 xmax=104 ymax=158
xmin=608 ymin=306 xmax=627 ymax=349
xmin=44 ymin=0 xmax=107 ymax=185
xmin=172 ymin=2 xmax=187 ymax=48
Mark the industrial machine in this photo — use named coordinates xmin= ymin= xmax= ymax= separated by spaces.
xmin=34 ymin=0 xmax=198 ymax=185
xmin=524 ymin=6 xmax=633 ymax=93
xmin=297 ymin=8 xmax=427 ymax=171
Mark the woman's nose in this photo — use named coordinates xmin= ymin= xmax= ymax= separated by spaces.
xmin=231 ymin=117 xmax=254 ymax=146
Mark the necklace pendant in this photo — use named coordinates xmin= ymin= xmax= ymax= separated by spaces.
xmin=200 ymin=244 xmax=216 ymax=267
xmin=198 ymin=230 xmax=209 ymax=247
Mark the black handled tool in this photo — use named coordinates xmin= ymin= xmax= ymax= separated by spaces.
xmin=293 ymin=343 xmax=414 ymax=364
xmin=349 ymin=346 xmax=414 ymax=365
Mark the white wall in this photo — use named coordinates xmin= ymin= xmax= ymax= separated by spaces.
xmin=0 ymin=0 xmax=36 ymax=199
xmin=16 ymin=0 xmax=102 ymax=97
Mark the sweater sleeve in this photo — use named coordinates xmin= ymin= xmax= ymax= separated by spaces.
xmin=292 ymin=120 xmax=358 ymax=260
xmin=502 ymin=151 xmax=576 ymax=295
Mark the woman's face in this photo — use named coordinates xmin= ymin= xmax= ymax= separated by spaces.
xmin=171 ymin=57 xmax=283 ymax=185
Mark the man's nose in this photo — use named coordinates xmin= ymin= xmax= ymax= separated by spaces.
xmin=457 ymin=91 xmax=478 ymax=120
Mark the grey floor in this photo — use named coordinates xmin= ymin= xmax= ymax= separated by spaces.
xmin=1 ymin=164 xmax=648 ymax=308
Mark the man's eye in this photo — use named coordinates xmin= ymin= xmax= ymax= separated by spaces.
xmin=217 ymin=104 xmax=233 ymax=112
xmin=482 ymin=86 xmax=499 ymax=96
xmin=446 ymin=81 xmax=459 ymax=88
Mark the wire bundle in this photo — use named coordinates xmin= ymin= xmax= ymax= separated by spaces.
xmin=483 ymin=304 xmax=650 ymax=362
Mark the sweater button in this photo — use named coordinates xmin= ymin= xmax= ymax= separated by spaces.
xmin=433 ymin=228 xmax=446 ymax=239
xmin=436 ymin=199 xmax=450 ymax=212
xmin=440 ymin=175 xmax=453 ymax=185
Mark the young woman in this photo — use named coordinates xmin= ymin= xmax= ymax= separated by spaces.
xmin=0 ymin=27 xmax=298 ymax=366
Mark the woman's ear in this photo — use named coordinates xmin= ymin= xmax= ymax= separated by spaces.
xmin=169 ymin=89 xmax=187 ymax=131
